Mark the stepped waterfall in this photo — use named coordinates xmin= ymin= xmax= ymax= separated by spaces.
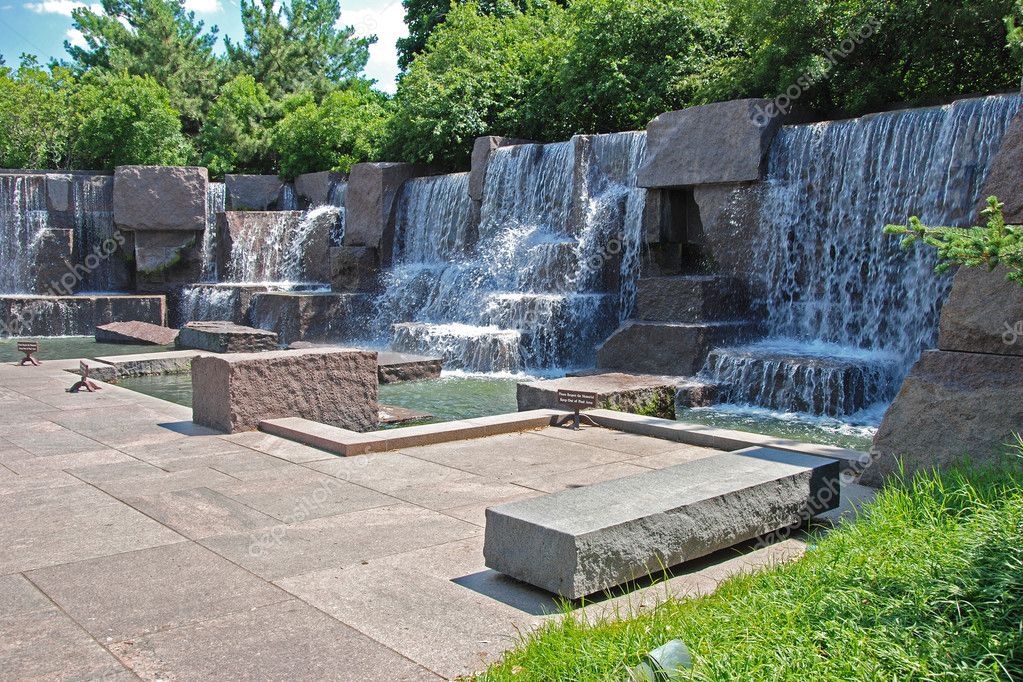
xmin=702 ymin=94 xmax=1023 ymax=418
xmin=0 ymin=175 xmax=48 ymax=295
xmin=375 ymin=132 xmax=647 ymax=372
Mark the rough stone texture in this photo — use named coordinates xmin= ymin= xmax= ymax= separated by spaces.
xmin=95 ymin=321 xmax=179 ymax=345
xmin=0 ymin=295 xmax=166 ymax=337
xmin=113 ymin=166 xmax=208 ymax=232
xmin=176 ymin=283 xmax=272 ymax=327
xmin=216 ymin=211 xmax=332 ymax=284
xmin=976 ymin=108 xmax=1023 ymax=224
xmin=345 ymin=162 xmax=431 ymax=254
xmin=938 ymin=265 xmax=1023 ymax=357
xmin=693 ymin=183 xmax=767 ymax=287
xmin=329 ymin=246 xmax=379 ymax=292
xmin=596 ymin=320 xmax=761 ymax=375
xmin=377 ymin=352 xmax=443 ymax=384
xmin=32 ymin=229 xmax=75 ymax=291
xmin=224 ymin=175 xmax=283 ymax=211
xmin=93 ymin=350 xmax=200 ymax=377
xmin=674 ymin=380 xmax=722 ymax=408
xmin=249 ymin=292 xmax=370 ymax=345
xmin=517 ymin=373 xmax=685 ymax=420
xmin=192 ymin=347 xmax=379 ymax=433
xmin=469 ymin=136 xmax=534 ymax=202
xmin=484 ymin=448 xmax=840 ymax=598
xmin=633 ymin=275 xmax=753 ymax=322
xmin=637 ymin=99 xmax=788 ymax=188
xmin=132 ymin=231 xmax=203 ymax=285
xmin=177 ymin=321 xmax=278 ymax=353
xmin=294 ymin=171 xmax=343 ymax=207
xmin=861 ymin=350 xmax=1023 ymax=487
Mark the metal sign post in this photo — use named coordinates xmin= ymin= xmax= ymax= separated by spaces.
xmin=17 ymin=341 xmax=41 ymax=366
xmin=555 ymin=389 xmax=599 ymax=430
xmin=69 ymin=361 xmax=102 ymax=393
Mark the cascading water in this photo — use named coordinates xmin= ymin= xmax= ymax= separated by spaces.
xmin=200 ymin=182 xmax=226 ymax=282
xmin=376 ymin=132 xmax=647 ymax=372
xmin=71 ymin=175 xmax=120 ymax=292
xmin=327 ymin=178 xmax=347 ymax=246
xmin=702 ymin=93 xmax=1023 ymax=418
xmin=0 ymin=175 xmax=49 ymax=294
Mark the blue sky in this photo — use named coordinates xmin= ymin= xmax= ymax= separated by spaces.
xmin=0 ymin=0 xmax=408 ymax=93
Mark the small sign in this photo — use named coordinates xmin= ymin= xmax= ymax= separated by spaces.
xmin=558 ymin=389 xmax=598 ymax=410
xmin=16 ymin=341 xmax=41 ymax=366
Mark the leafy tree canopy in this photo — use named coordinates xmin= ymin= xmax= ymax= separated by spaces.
xmin=225 ymin=0 xmax=375 ymax=100
xmin=0 ymin=56 xmax=77 ymax=170
xmin=73 ymin=72 xmax=193 ymax=170
xmin=65 ymin=0 xmax=221 ymax=131
xmin=199 ymin=74 xmax=277 ymax=177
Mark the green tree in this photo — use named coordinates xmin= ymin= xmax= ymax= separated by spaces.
xmin=199 ymin=74 xmax=277 ymax=177
xmin=385 ymin=1 xmax=569 ymax=168
xmin=0 ymin=56 xmax=77 ymax=169
xmin=225 ymin=0 xmax=374 ymax=100
xmin=554 ymin=0 xmax=732 ymax=137
xmin=271 ymin=84 xmax=390 ymax=178
xmin=65 ymin=0 xmax=222 ymax=132
xmin=397 ymin=0 xmax=565 ymax=70
xmin=73 ymin=72 xmax=192 ymax=170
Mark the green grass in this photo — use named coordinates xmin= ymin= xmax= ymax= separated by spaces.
xmin=477 ymin=453 xmax=1023 ymax=681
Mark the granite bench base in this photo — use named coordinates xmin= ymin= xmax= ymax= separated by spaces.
xmin=484 ymin=447 xmax=840 ymax=599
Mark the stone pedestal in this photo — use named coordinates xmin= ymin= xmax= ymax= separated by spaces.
xmin=191 ymin=347 xmax=379 ymax=433
xmin=225 ymin=174 xmax=284 ymax=210
xmin=345 ymin=162 xmax=432 ymax=257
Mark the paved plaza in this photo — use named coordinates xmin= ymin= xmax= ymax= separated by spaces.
xmin=0 ymin=359 xmax=867 ymax=680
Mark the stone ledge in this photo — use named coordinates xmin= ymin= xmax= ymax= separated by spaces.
xmin=93 ymin=350 xmax=206 ymax=378
xmin=585 ymin=409 xmax=868 ymax=471
xmin=259 ymin=409 xmax=564 ymax=456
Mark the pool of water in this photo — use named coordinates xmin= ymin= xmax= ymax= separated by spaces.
xmin=676 ymin=403 xmax=879 ymax=451
xmin=118 ymin=371 xmax=522 ymax=424
xmin=0 ymin=336 xmax=175 ymax=363
xmin=113 ymin=367 xmax=876 ymax=449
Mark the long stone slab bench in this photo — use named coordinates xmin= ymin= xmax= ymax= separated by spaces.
xmin=259 ymin=409 xmax=563 ymax=456
xmin=584 ymin=408 xmax=867 ymax=471
xmin=484 ymin=447 xmax=841 ymax=599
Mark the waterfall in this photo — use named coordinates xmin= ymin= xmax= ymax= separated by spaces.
xmin=327 ymin=179 xmax=347 ymax=246
xmin=71 ymin=175 xmax=122 ymax=293
xmin=0 ymin=175 xmax=48 ymax=294
xmin=201 ymin=182 xmax=226 ymax=282
xmin=376 ymin=132 xmax=647 ymax=372
xmin=703 ymin=93 xmax=1023 ymax=417
xmin=224 ymin=207 xmax=337 ymax=284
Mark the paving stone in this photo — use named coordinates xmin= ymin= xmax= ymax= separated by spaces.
xmin=0 ymin=419 xmax=111 ymax=457
xmin=221 ymin=430 xmax=336 ymax=463
xmin=484 ymin=448 xmax=840 ymax=598
xmin=0 ymin=469 xmax=84 ymax=495
xmin=4 ymin=448 xmax=136 ymax=475
xmin=28 ymin=542 xmax=288 ymax=641
xmin=211 ymin=466 xmax=396 ymax=521
xmin=404 ymin=431 xmax=632 ymax=482
xmin=279 ymin=563 xmax=538 ymax=679
xmin=124 ymin=487 xmax=280 ymax=539
xmin=109 ymin=599 xmax=438 ymax=681
xmin=388 ymin=475 xmax=535 ymax=513
xmin=0 ymin=496 xmax=183 ymax=573
xmin=534 ymin=425 xmax=683 ymax=457
xmin=513 ymin=461 xmax=652 ymax=493
xmin=94 ymin=467 xmax=239 ymax=499
xmin=629 ymin=444 xmax=723 ymax=469
xmin=66 ymin=459 xmax=166 ymax=484
xmin=306 ymin=452 xmax=476 ymax=494
xmin=41 ymin=405 xmax=189 ymax=449
xmin=201 ymin=503 xmax=480 ymax=581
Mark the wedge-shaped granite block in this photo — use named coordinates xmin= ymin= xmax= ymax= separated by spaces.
xmin=484 ymin=448 xmax=839 ymax=599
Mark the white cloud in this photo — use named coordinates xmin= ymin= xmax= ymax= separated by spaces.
xmin=341 ymin=0 xmax=406 ymax=94
xmin=23 ymin=0 xmax=100 ymax=15
xmin=182 ymin=0 xmax=222 ymax=13
xmin=65 ymin=27 xmax=87 ymax=48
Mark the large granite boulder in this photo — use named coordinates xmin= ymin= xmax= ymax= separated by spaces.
xmin=345 ymin=162 xmax=431 ymax=253
xmin=132 ymin=231 xmax=202 ymax=278
xmin=329 ymin=246 xmax=378 ymax=292
xmin=517 ymin=373 xmax=683 ymax=419
xmin=225 ymin=174 xmax=284 ymax=211
xmin=938 ymin=266 xmax=1023 ymax=357
xmin=294 ymin=171 xmax=344 ymax=207
xmin=249 ymin=292 xmax=367 ymax=345
xmin=177 ymin=320 xmax=278 ymax=353
xmin=191 ymin=347 xmax=379 ymax=433
xmin=861 ymin=350 xmax=1023 ymax=487
xmin=469 ymin=136 xmax=534 ymax=202
xmin=637 ymin=99 xmax=786 ymax=188
xmin=596 ymin=320 xmax=760 ymax=375
xmin=96 ymin=320 xmax=179 ymax=345
xmin=976 ymin=109 xmax=1023 ymax=223
xmin=113 ymin=166 xmax=208 ymax=232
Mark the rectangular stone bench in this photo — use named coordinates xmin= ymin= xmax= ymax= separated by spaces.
xmin=483 ymin=447 xmax=840 ymax=599
xmin=192 ymin=347 xmax=378 ymax=433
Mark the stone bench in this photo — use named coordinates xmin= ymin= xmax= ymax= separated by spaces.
xmin=483 ymin=447 xmax=840 ymax=599
xmin=192 ymin=347 xmax=378 ymax=433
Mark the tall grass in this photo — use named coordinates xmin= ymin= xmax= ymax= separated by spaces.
xmin=478 ymin=450 xmax=1023 ymax=681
